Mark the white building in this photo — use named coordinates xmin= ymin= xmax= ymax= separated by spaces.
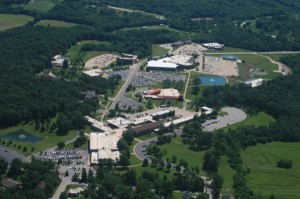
xmin=106 ymin=117 xmax=132 ymax=128
xmin=90 ymin=129 xmax=124 ymax=164
xmin=202 ymin=43 xmax=224 ymax=50
xmin=51 ymin=55 xmax=67 ymax=67
xmin=83 ymin=69 xmax=104 ymax=77
xmin=146 ymin=55 xmax=194 ymax=71
xmin=245 ymin=78 xmax=264 ymax=88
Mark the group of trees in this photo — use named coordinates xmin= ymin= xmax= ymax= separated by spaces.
xmin=0 ymin=158 xmax=60 ymax=199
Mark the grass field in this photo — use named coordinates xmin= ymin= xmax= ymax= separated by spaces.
xmin=22 ymin=0 xmax=61 ymax=13
xmin=0 ymin=14 xmax=33 ymax=31
xmin=158 ymin=137 xmax=205 ymax=169
xmin=130 ymin=155 xmax=142 ymax=165
xmin=37 ymin=20 xmax=77 ymax=28
xmin=67 ymin=40 xmax=112 ymax=62
xmin=0 ymin=121 xmax=77 ymax=156
xmin=219 ymin=157 xmax=235 ymax=195
xmin=234 ymin=54 xmax=281 ymax=79
xmin=262 ymin=54 xmax=287 ymax=62
xmin=222 ymin=112 xmax=275 ymax=132
xmin=220 ymin=47 xmax=253 ymax=52
xmin=152 ymin=44 xmax=169 ymax=57
xmin=242 ymin=142 xmax=300 ymax=199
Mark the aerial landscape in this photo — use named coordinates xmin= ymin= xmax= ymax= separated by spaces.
xmin=0 ymin=0 xmax=300 ymax=199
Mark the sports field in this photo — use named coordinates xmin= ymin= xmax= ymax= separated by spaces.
xmin=242 ymin=142 xmax=300 ymax=199
xmin=0 ymin=14 xmax=33 ymax=31
xmin=37 ymin=20 xmax=77 ymax=28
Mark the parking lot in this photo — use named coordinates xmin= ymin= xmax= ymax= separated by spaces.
xmin=137 ymin=71 xmax=186 ymax=82
xmin=117 ymin=97 xmax=141 ymax=110
xmin=132 ymin=76 xmax=157 ymax=86
xmin=202 ymin=107 xmax=247 ymax=132
xmin=107 ymin=70 xmax=130 ymax=81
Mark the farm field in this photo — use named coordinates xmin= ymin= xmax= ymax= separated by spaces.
xmin=0 ymin=14 xmax=33 ymax=31
xmin=21 ymin=0 xmax=62 ymax=13
xmin=242 ymin=142 xmax=300 ymax=199
xmin=37 ymin=20 xmax=77 ymax=28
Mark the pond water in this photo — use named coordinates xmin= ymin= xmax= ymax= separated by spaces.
xmin=198 ymin=76 xmax=226 ymax=85
xmin=2 ymin=129 xmax=44 ymax=143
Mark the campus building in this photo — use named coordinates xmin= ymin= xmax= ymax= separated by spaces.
xmin=90 ymin=129 xmax=124 ymax=164
xmin=244 ymin=78 xmax=264 ymax=88
xmin=146 ymin=55 xmax=194 ymax=71
xmin=202 ymin=43 xmax=224 ymax=50
xmin=51 ymin=55 xmax=67 ymax=67
xmin=144 ymin=88 xmax=181 ymax=100
xmin=82 ymin=69 xmax=104 ymax=77
xmin=117 ymin=53 xmax=138 ymax=65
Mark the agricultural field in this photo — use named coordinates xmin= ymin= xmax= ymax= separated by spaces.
xmin=0 ymin=14 xmax=33 ymax=31
xmin=0 ymin=121 xmax=77 ymax=156
xmin=37 ymin=20 xmax=77 ymax=28
xmin=242 ymin=142 xmax=300 ymax=199
xmin=21 ymin=0 xmax=62 ymax=13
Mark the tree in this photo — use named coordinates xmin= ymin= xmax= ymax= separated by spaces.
xmin=57 ymin=141 xmax=65 ymax=149
xmin=123 ymin=130 xmax=134 ymax=144
xmin=124 ymin=169 xmax=136 ymax=186
xmin=72 ymin=173 xmax=79 ymax=182
xmin=117 ymin=138 xmax=129 ymax=151
xmin=65 ymin=170 xmax=69 ymax=177
xmin=0 ymin=158 xmax=8 ymax=175
xmin=119 ymin=153 xmax=130 ymax=167
xmin=81 ymin=167 xmax=88 ymax=183
xmin=142 ymin=159 xmax=149 ymax=167
xmin=59 ymin=192 xmax=67 ymax=199
xmin=203 ymin=149 xmax=220 ymax=172
xmin=7 ymin=158 xmax=23 ymax=178
xmin=63 ymin=60 xmax=69 ymax=68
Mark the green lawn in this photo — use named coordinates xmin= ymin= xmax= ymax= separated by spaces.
xmin=0 ymin=14 xmax=33 ymax=31
xmin=222 ymin=112 xmax=275 ymax=132
xmin=152 ymin=44 xmax=169 ymax=57
xmin=219 ymin=157 xmax=235 ymax=195
xmin=22 ymin=0 xmax=61 ymax=13
xmin=37 ymin=20 xmax=77 ymax=28
xmin=130 ymin=154 xmax=142 ymax=165
xmin=233 ymin=54 xmax=281 ymax=79
xmin=262 ymin=54 xmax=287 ymax=62
xmin=242 ymin=142 xmax=300 ymax=199
xmin=0 ymin=121 xmax=77 ymax=156
xmin=158 ymin=137 xmax=205 ymax=169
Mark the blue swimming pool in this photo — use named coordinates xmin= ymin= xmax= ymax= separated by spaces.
xmin=198 ymin=76 xmax=226 ymax=85
xmin=2 ymin=129 xmax=44 ymax=143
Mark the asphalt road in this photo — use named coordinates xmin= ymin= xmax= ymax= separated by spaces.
xmin=134 ymin=137 xmax=157 ymax=162
xmin=109 ymin=59 xmax=147 ymax=111
xmin=0 ymin=145 xmax=25 ymax=163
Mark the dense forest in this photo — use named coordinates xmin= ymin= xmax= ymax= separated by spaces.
xmin=0 ymin=158 xmax=60 ymax=199
xmin=0 ymin=24 xmax=120 ymax=130
xmin=101 ymin=0 xmax=300 ymax=20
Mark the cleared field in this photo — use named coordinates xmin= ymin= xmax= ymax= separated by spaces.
xmin=130 ymin=154 xmax=142 ymax=165
xmin=242 ymin=142 xmax=300 ymax=199
xmin=0 ymin=14 xmax=33 ymax=31
xmin=37 ymin=20 xmax=77 ymax=28
xmin=152 ymin=44 xmax=169 ymax=57
xmin=0 ymin=121 xmax=76 ymax=156
xmin=222 ymin=112 xmax=275 ymax=132
xmin=22 ymin=0 xmax=61 ymax=13
xmin=67 ymin=40 xmax=112 ymax=64
xmin=233 ymin=54 xmax=281 ymax=79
